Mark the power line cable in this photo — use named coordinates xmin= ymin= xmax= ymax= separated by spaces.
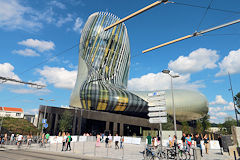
xmin=174 ymin=2 xmax=240 ymax=14
xmin=196 ymin=0 xmax=214 ymax=31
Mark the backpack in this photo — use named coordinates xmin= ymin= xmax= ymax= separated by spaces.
xmin=70 ymin=137 xmax=72 ymax=141
xmin=105 ymin=137 xmax=109 ymax=143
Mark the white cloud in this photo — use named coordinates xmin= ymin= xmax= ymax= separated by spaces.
xmin=38 ymin=66 xmax=77 ymax=89
xmin=0 ymin=0 xmax=42 ymax=31
xmin=210 ymin=95 xmax=228 ymax=105
xmin=18 ymin=39 xmax=55 ymax=52
xmin=168 ymin=48 xmax=219 ymax=74
xmin=209 ymin=107 xmax=222 ymax=113
xmin=224 ymin=102 xmax=234 ymax=111
xmin=73 ymin=17 xmax=83 ymax=33
xmin=56 ymin=14 xmax=73 ymax=27
xmin=127 ymin=72 xmax=205 ymax=91
xmin=12 ymin=48 xmax=40 ymax=57
xmin=10 ymin=88 xmax=50 ymax=95
xmin=24 ymin=108 xmax=39 ymax=115
xmin=213 ymin=79 xmax=224 ymax=83
xmin=215 ymin=112 xmax=228 ymax=117
xmin=0 ymin=63 xmax=21 ymax=85
xmin=49 ymin=1 xmax=66 ymax=9
xmin=216 ymin=49 xmax=240 ymax=76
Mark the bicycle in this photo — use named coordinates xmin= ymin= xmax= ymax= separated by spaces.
xmin=167 ymin=143 xmax=189 ymax=160
xmin=141 ymin=145 xmax=165 ymax=160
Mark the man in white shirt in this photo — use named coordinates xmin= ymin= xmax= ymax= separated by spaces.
xmin=114 ymin=134 xmax=120 ymax=149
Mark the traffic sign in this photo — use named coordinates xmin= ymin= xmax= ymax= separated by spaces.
xmin=148 ymin=106 xmax=166 ymax=112
xmin=147 ymin=91 xmax=166 ymax=97
xmin=44 ymin=123 xmax=48 ymax=128
xmin=148 ymin=101 xmax=166 ymax=106
xmin=149 ymin=117 xmax=167 ymax=123
xmin=148 ymin=112 xmax=167 ymax=117
xmin=42 ymin=119 xmax=47 ymax=124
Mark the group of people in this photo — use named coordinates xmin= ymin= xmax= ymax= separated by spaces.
xmin=96 ymin=133 xmax=124 ymax=149
xmin=146 ymin=133 xmax=224 ymax=157
xmin=61 ymin=132 xmax=72 ymax=151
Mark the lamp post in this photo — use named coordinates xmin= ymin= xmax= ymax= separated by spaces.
xmin=39 ymin=98 xmax=55 ymax=135
xmin=228 ymin=72 xmax=239 ymax=126
xmin=162 ymin=69 xmax=179 ymax=138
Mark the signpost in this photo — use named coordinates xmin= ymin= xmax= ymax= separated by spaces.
xmin=148 ymin=112 xmax=167 ymax=117
xmin=147 ymin=91 xmax=167 ymax=157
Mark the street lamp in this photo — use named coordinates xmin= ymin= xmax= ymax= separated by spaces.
xmin=162 ymin=69 xmax=179 ymax=138
xmin=39 ymin=98 xmax=55 ymax=135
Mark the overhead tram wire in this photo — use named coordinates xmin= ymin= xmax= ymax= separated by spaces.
xmin=0 ymin=42 xmax=80 ymax=103
xmin=173 ymin=2 xmax=240 ymax=15
xmin=195 ymin=0 xmax=214 ymax=31
xmin=19 ymin=43 xmax=79 ymax=75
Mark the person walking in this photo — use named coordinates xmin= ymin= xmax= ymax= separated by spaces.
xmin=181 ymin=133 xmax=186 ymax=151
xmin=146 ymin=134 xmax=152 ymax=146
xmin=218 ymin=135 xmax=223 ymax=155
xmin=203 ymin=134 xmax=209 ymax=154
xmin=61 ymin=132 xmax=66 ymax=151
xmin=96 ymin=134 xmax=101 ymax=147
xmin=168 ymin=135 xmax=173 ymax=147
xmin=194 ymin=134 xmax=203 ymax=157
xmin=105 ymin=136 xmax=109 ymax=148
xmin=10 ymin=133 xmax=14 ymax=145
xmin=114 ymin=134 xmax=120 ymax=149
xmin=120 ymin=136 xmax=124 ymax=149
xmin=185 ymin=134 xmax=192 ymax=154
xmin=108 ymin=134 xmax=112 ymax=148
xmin=45 ymin=133 xmax=50 ymax=144
xmin=66 ymin=133 xmax=71 ymax=151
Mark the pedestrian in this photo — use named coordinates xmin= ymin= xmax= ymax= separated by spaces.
xmin=17 ymin=134 xmax=23 ymax=147
xmin=181 ymin=133 xmax=186 ymax=151
xmin=10 ymin=133 xmax=14 ymax=145
xmin=108 ymin=134 xmax=112 ymax=148
xmin=203 ymin=134 xmax=209 ymax=154
xmin=66 ymin=133 xmax=71 ymax=151
xmin=168 ymin=135 xmax=173 ymax=147
xmin=146 ymin=133 xmax=152 ymax=146
xmin=194 ymin=134 xmax=203 ymax=157
xmin=185 ymin=134 xmax=192 ymax=154
xmin=45 ymin=132 xmax=50 ymax=144
xmin=114 ymin=134 xmax=120 ymax=149
xmin=61 ymin=132 xmax=66 ymax=151
xmin=120 ymin=136 xmax=124 ymax=149
xmin=105 ymin=136 xmax=109 ymax=148
xmin=96 ymin=134 xmax=101 ymax=147
xmin=218 ymin=135 xmax=223 ymax=155
xmin=154 ymin=137 xmax=158 ymax=149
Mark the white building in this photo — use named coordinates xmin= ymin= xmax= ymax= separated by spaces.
xmin=0 ymin=107 xmax=24 ymax=118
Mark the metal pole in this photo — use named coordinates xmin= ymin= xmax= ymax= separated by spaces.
xmin=142 ymin=18 xmax=240 ymax=53
xmin=228 ymin=72 xmax=239 ymax=126
xmin=170 ymin=75 xmax=178 ymax=159
xmin=170 ymin=76 xmax=177 ymax=137
xmin=104 ymin=0 xmax=168 ymax=31
xmin=0 ymin=107 xmax=5 ymax=135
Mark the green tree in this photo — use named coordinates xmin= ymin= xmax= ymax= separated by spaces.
xmin=59 ymin=110 xmax=73 ymax=132
xmin=235 ymin=92 xmax=240 ymax=109
xmin=182 ymin=121 xmax=190 ymax=134
xmin=196 ymin=120 xmax=203 ymax=134
xmin=200 ymin=114 xmax=210 ymax=133
xmin=222 ymin=117 xmax=237 ymax=134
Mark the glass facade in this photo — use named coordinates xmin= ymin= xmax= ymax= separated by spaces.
xmin=70 ymin=12 xmax=208 ymax=120
xmin=70 ymin=12 xmax=148 ymax=115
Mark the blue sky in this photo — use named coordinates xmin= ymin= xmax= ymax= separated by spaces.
xmin=1 ymin=0 xmax=240 ymax=123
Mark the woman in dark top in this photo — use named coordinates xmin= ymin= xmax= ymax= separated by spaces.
xmin=203 ymin=135 xmax=209 ymax=154
xmin=218 ymin=135 xmax=223 ymax=155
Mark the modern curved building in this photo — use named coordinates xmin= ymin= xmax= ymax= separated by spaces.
xmin=70 ymin=12 xmax=208 ymax=121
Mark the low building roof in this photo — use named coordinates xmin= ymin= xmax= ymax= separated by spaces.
xmin=0 ymin=107 xmax=23 ymax=112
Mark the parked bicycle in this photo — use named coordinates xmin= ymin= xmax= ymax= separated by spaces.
xmin=166 ymin=143 xmax=192 ymax=160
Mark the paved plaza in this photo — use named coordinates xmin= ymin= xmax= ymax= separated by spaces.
xmin=1 ymin=142 xmax=232 ymax=160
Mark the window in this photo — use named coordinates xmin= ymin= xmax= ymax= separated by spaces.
xmin=16 ymin=113 xmax=21 ymax=116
